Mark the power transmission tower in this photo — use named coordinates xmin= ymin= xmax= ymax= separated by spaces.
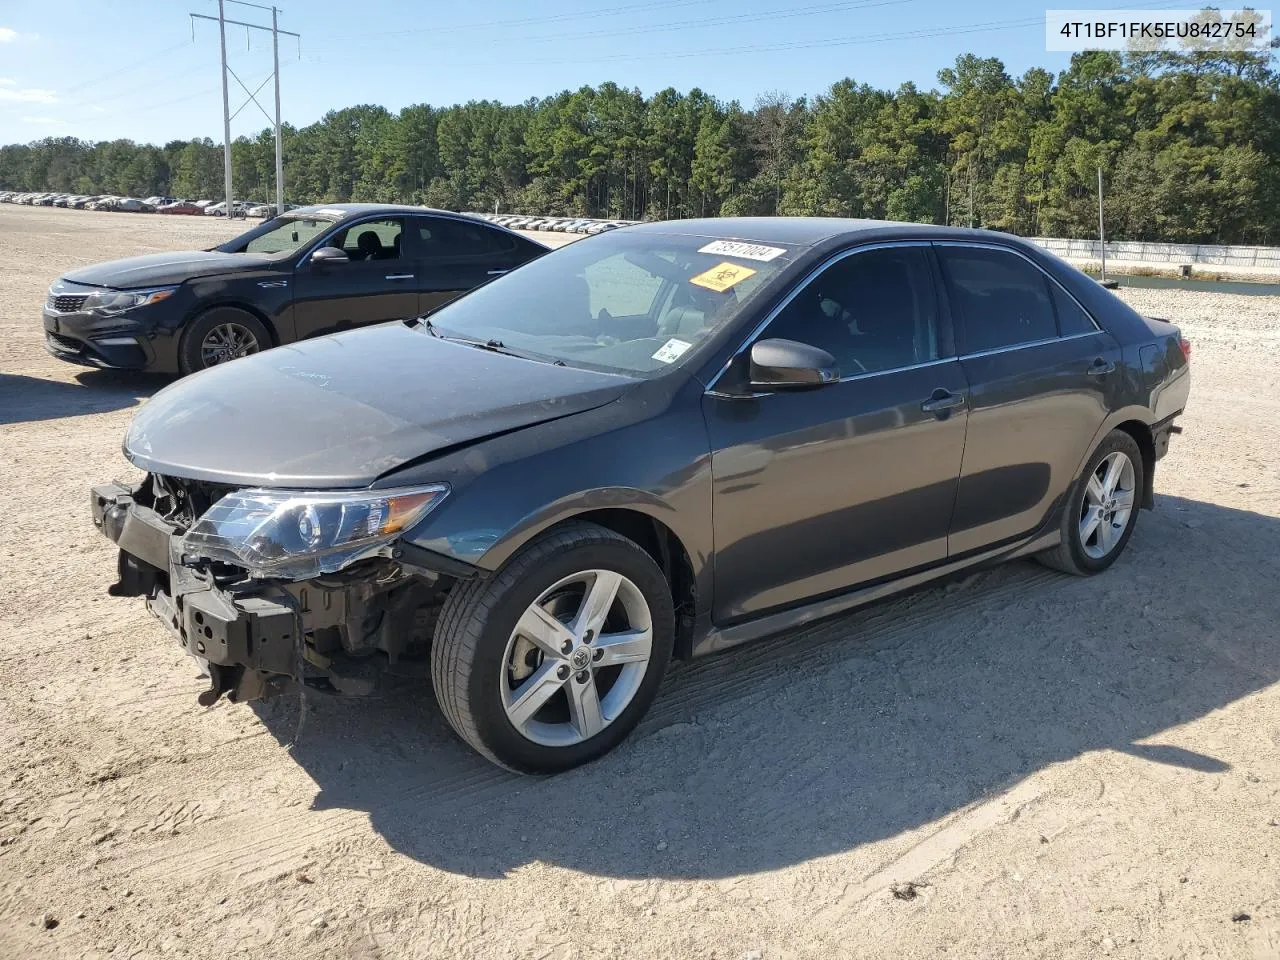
xmin=190 ymin=1 xmax=299 ymax=217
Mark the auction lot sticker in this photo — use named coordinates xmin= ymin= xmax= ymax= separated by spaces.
xmin=652 ymin=338 xmax=693 ymax=363
xmin=690 ymin=261 xmax=757 ymax=292
xmin=697 ymin=240 xmax=787 ymax=262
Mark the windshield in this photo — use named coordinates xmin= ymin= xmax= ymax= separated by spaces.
xmin=218 ymin=215 xmax=337 ymax=256
xmin=425 ymin=231 xmax=794 ymax=377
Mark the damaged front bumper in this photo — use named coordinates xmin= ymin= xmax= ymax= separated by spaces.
xmin=91 ymin=480 xmax=462 ymax=706
xmin=92 ymin=482 xmax=302 ymax=704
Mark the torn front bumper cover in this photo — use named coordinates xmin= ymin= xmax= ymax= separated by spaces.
xmin=91 ymin=482 xmax=301 ymax=705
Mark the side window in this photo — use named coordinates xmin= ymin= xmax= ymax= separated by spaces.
xmin=761 ymin=246 xmax=939 ymax=376
xmin=937 ymin=246 xmax=1056 ymax=352
xmin=1049 ymin=282 xmax=1098 ymax=336
xmin=329 ymin=219 xmax=403 ymax=262
xmin=417 ymin=217 xmax=514 ymax=257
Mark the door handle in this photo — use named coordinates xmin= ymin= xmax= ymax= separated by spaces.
xmin=1087 ymin=357 xmax=1116 ymax=376
xmin=486 ymin=269 xmax=510 ymax=276
xmin=921 ymin=391 xmax=966 ymax=414
xmin=385 ymin=273 xmax=414 ymax=281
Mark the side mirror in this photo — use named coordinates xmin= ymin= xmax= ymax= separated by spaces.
xmin=749 ymin=338 xmax=839 ymax=390
xmin=311 ymin=245 xmax=349 ymax=266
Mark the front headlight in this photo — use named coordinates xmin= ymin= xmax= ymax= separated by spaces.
xmin=181 ymin=485 xmax=449 ymax=580
xmin=83 ymin=285 xmax=177 ymax=315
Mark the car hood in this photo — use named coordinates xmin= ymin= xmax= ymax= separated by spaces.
xmin=61 ymin=250 xmax=274 ymax=289
xmin=124 ymin=322 xmax=636 ymax=488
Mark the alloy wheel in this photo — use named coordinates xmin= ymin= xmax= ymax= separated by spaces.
xmin=1079 ymin=450 xmax=1136 ymax=560
xmin=500 ymin=569 xmax=654 ymax=747
xmin=200 ymin=322 xmax=261 ymax=367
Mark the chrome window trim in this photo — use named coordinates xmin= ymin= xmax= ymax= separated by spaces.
xmin=705 ymin=355 xmax=959 ymax=400
xmin=957 ymin=329 xmax=1103 ymax=360
xmin=707 ymin=237 xmax=1112 ymax=398
xmin=931 ymin=239 xmax=1104 ymax=336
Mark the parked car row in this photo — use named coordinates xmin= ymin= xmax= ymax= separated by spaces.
xmin=0 ymin=192 xmax=296 ymax=217
xmin=469 ymin=212 xmax=636 ymax=235
xmin=0 ymin=191 xmax=153 ymax=211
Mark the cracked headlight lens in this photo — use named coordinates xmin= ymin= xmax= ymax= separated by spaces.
xmin=182 ymin=485 xmax=449 ymax=579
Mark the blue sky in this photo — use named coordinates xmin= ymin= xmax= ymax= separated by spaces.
xmin=0 ymin=0 xmax=1082 ymax=145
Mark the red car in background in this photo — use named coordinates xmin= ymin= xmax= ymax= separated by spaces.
xmin=157 ymin=201 xmax=204 ymax=216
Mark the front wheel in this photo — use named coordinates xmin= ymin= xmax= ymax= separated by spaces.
xmin=179 ymin=307 xmax=270 ymax=374
xmin=1037 ymin=429 xmax=1144 ymax=575
xmin=431 ymin=523 xmax=675 ymax=773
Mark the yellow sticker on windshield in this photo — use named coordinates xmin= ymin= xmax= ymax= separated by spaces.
xmin=689 ymin=261 xmax=757 ymax=293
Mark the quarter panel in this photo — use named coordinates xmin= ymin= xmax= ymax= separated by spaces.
xmin=950 ymin=331 xmax=1120 ymax=554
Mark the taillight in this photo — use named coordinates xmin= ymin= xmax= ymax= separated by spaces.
xmin=1179 ymin=336 xmax=1191 ymax=360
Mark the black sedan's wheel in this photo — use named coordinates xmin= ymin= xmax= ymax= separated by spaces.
xmin=179 ymin=307 xmax=270 ymax=374
xmin=1037 ymin=429 xmax=1145 ymax=575
xmin=431 ymin=523 xmax=675 ymax=774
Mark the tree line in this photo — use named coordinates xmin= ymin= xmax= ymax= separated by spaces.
xmin=2 ymin=47 xmax=1278 ymax=244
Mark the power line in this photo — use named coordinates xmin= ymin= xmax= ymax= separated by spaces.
xmin=56 ymin=40 xmax=195 ymax=96
xmin=473 ymin=0 xmax=918 ymax=47
xmin=421 ymin=0 xmax=1178 ymax=69
xmin=58 ymin=61 xmax=209 ymax=111
xmin=308 ymin=0 xmax=719 ymax=49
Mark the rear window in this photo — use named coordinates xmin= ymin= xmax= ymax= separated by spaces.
xmin=1049 ymin=282 xmax=1098 ymax=336
xmin=937 ymin=246 xmax=1058 ymax=352
xmin=417 ymin=217 xmax=513 ymax=257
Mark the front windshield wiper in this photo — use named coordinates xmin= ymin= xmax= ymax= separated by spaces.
xmin=409 ymin=318 xmax=565 ymax=365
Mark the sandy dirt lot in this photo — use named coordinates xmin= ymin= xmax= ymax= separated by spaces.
xmin=1 ymin=205 xmax=1278 ymax=960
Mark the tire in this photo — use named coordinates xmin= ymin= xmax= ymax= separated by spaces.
xmin=431 ymin=523 xmax=675 ymax=774
xmin=178 ymin=307 xmax=270 ymax=374
xmin=1037 ymin=429 xmax=1145 ymax=576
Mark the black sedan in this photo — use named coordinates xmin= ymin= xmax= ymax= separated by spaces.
xmin=91 ymin=217 xmax=1190 ymax=773
xmin=44 ymin=203 xmax=548 ymax=374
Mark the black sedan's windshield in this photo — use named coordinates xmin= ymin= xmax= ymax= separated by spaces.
xmin=425 ymin=231 xmax=795 ymax=376
xmin=217 ymin=214 xmax=339 ymax=256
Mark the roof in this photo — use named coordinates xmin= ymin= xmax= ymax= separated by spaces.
xmin=624 ymin=216 xmax=1032 ymax=249
xmin=287 ymin=203 xmax=474 ymax=220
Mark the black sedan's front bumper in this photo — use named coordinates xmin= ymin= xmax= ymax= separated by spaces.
xmin=91 ymin=482 xmax=301 ymax=703
xmin=44 ymin=308 xmax=182 ymax=373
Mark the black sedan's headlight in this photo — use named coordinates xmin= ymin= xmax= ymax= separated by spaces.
xmin=82 ymin=286 xmax=178 ymax=315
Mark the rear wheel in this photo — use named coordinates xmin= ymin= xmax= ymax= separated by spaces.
xmin=1037 ymin=430 xmax=1144 ymax=575
xmin=431 ymin=523 xmax=674 ymax=773
xmin=179 ymin=307 xmax=269 ymax=374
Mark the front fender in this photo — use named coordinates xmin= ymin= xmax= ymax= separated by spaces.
xmin=471 ymin=486 xmax=684 ymax=570
xmin=392 ymin=377 xmax=715 ymax=600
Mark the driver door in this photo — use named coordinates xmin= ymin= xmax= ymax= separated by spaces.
xmin=291 ymin=217 xmax=419 ymax=339
xmin=702 ymin=243 xmax=969 ymax=622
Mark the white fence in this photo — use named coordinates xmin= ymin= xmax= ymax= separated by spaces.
xmin=1031 ymin=236 xmax=1280 ymax=268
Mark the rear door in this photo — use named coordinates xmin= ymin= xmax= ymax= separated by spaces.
xmin=411 ymin=216 xmax=537 ymax=314
xmin=935 ymin=243 xmax=1121 ymax=555
xmin=290 ymin=217 xmax=419 ymax=339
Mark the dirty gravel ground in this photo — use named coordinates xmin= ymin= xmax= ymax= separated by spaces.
xmin=0 ymin=205 xmax=1278 ymax=960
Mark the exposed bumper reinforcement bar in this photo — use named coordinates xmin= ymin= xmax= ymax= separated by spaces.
xmin=92 ymin=482 xmax=301 ymax=705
